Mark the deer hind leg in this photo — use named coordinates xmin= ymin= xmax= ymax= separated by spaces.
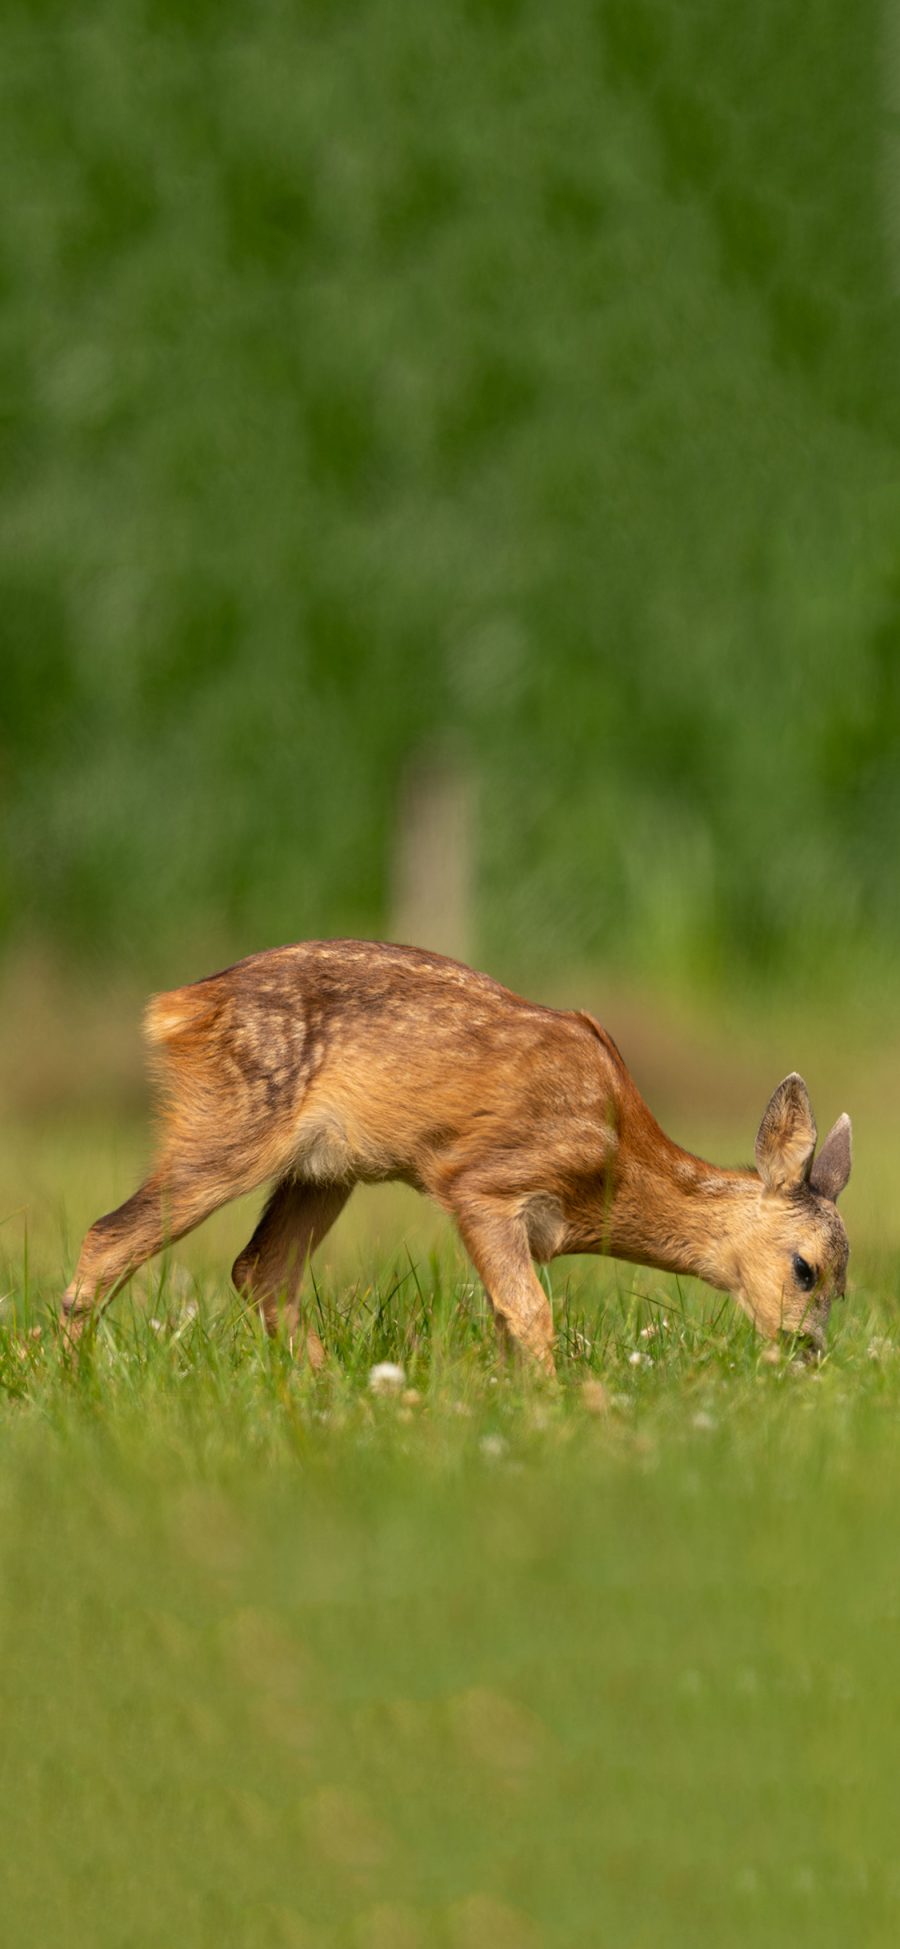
xmin=231 ymin=1178 xmax=352 ymax=1366
xmin=450 ymin=1196 xmax=556 ymax=1375
xmin=61 ymin=1165 xmax=233 ymax=1337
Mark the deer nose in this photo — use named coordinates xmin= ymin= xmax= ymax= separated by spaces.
xmin=780 ymin=1316 xmax=826 ymax=1360
xmin=797 ymin=1325 xmax=826 ymax=1361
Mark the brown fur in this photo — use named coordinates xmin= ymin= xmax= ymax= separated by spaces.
xmin=61 ymin=942 xmax=853 ymax=1367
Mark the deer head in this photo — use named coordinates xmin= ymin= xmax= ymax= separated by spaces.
xmin=730 ymin=1073 xmax=852 ymax=1350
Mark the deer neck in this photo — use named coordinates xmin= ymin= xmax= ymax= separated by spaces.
xmin=603 ymin=1117 xmax=755 ymax=1291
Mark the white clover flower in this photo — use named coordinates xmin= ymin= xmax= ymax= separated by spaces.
xmin=368 ymin=1361 xmax=406 ymax=1395
xmin=479 ymin=1433 xmax=508 ymax=1461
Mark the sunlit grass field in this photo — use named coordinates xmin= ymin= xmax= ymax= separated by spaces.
xmin=1 ymin=1123 xmax=899 ymax=1948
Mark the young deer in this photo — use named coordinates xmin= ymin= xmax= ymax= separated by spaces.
xmin=61 ymin=940 xmax=852 ymax=1368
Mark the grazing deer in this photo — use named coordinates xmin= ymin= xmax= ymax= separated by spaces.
xmin=61 ymin=941 xmax=852 ymax=1368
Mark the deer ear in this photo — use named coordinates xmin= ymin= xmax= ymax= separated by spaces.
xmin=809 ymin=1113 xmax=852 ymax=1202
xmin=755 ymin=1073 xmax=817 ymax=1193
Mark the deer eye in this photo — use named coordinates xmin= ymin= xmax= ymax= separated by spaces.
xmin=793 ymin=1254 xmax=817 ymax=1291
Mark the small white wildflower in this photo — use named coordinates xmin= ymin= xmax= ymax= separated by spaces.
xmin=368 ymin=1361 xmax=406 ymax=1395
xmin=628 ymin=1349 xmax=643 ymax=1367
xmin=868 ymin=1337 xmax=894 ymax=1363
xmin=692 ymin=1410 xmax=717 ymax=1432
xmin=640 ymin=1323 xmax=658 ymax=1341
xmin=479 ymin=1433 xmax=508 ymax=1461
xmin=149 ymin=1317 xmax=164 ymax=1335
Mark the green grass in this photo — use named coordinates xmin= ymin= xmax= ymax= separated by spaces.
xmin=2 ymin=1137 xmax=899 ymax=1947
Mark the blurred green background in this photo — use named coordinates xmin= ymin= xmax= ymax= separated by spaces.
xmin=3 ymin=0 xmax=899 ymax=1004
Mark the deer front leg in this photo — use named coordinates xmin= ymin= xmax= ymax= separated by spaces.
xmin=450 ymin=1194 xmax=556 ymax=1375
xmin=231 ymin=1178 xmax=352 ymax=1366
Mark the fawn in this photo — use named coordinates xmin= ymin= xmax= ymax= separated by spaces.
xmin=62 ymin=940 xmax=852 ymax=1368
